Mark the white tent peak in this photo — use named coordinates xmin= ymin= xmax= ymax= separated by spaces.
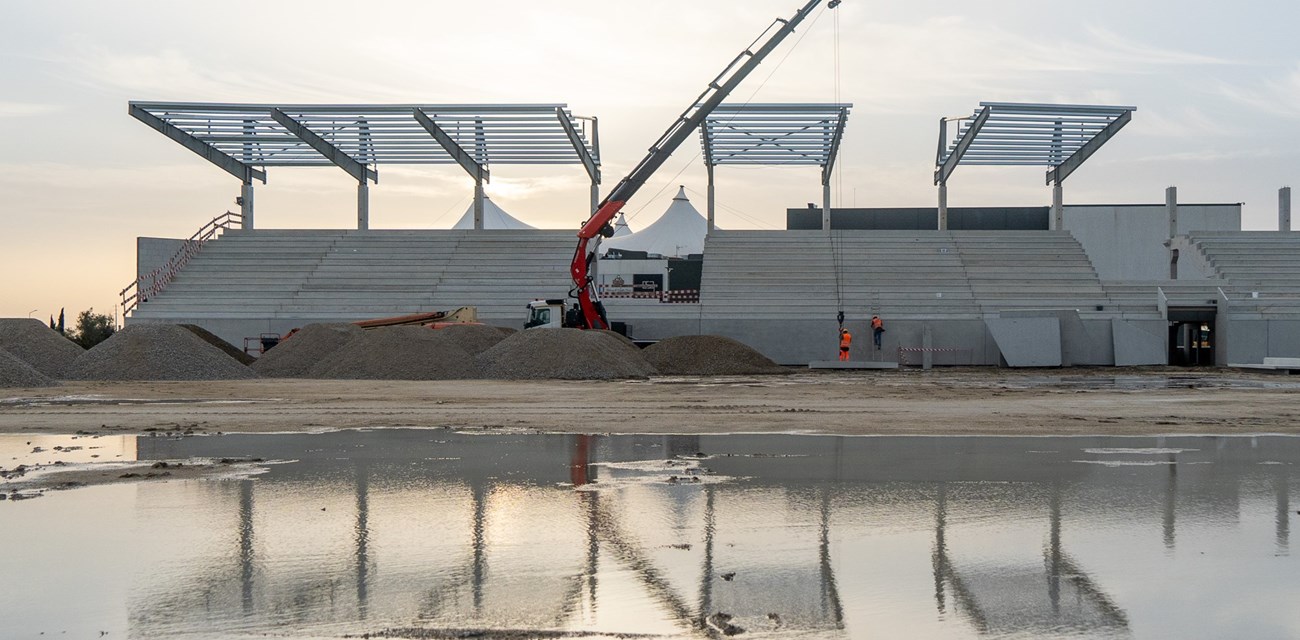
xmin=602 ymin=186 xmax=707 ymax=258
xmin=451 ymin=196 xmax=535 ymax=230
xmin=612 ymin=212 xmax=632 ymax=237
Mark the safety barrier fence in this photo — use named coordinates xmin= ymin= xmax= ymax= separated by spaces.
xmin=120 ymin=211 xmax=243 ymax=316
xmin=897 ymin=346 xmax=974 ymax=367
xmin=597 ymin=288 xmax=701 ymax=303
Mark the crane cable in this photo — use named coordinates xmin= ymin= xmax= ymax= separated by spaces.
xmin=830 ymin=5 xmax=846 ymax=330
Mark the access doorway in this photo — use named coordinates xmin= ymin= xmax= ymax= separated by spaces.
xmin=1168 ymin=306 xmax=1216 ymax=366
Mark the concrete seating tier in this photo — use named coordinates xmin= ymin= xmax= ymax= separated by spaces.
xmin=1187 ymin=232 xmax=1300 ymax=289
xmin=131 ymin=229 xmax=576 ymax=322
xmin=134 ymin=228 xmax=1126 ymax=327
xmin=697 ymin=230 xmax=1110 ymax=320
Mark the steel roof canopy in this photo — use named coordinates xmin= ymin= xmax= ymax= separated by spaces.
xmin=934 ymin=102 xmax=1136 ymax=186
xmin=702 ymin=103 xmax=852 ymax=174
xmin=129 ymin=102 xmax=600 ymax=184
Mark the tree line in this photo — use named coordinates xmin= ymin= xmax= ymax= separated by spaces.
xmin=49 ymin=308 xmax=116 ymax=349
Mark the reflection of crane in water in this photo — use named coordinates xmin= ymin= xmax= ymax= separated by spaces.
xmin=562 ymin=435 xmax=848 ymax=636
xmin=931 ymin=482 xmax=1130 ymax=636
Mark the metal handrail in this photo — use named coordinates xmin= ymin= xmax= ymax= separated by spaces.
xmin=120 ymin=211 xmax=243 ymax=316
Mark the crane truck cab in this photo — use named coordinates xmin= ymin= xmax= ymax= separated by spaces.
xmin=524 ymin=299 xmax=570 ymax=330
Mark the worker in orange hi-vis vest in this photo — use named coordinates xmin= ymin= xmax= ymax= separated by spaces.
xmin=870 ymin=315 xmax=885 ymax=350
xmin=839 ymin=328 xmax=853 ymax=361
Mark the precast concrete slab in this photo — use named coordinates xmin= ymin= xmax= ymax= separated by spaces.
xmin=985 ymin=317 xmax=1062 ymax=367
xmin=1111 ymin=319 xmax=1168 ymax=366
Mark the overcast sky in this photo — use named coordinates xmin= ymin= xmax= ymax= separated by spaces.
xmin=2 ymin=0 xmax=1297 ymax=320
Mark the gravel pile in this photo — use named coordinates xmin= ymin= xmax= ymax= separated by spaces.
xmin=438 ymin=324 xmax=508 ymax=357
xmin=308 ymin=326 xmax=479 ymax=380
xmin=181 ymin=324 xmax=256 ymax=365
xmin=251 ymin=323 xmax=364 ymax=378
xmin=0 ymin=347 xmax=57 ymax=388
xmin=643 ymin=335 xmax=787 ymax=376
xmin=476 ymin=328 xmax=657 ymax=380
xmin=66 ymin=324 xmax=257 ymax=381
xmin=0 ymin=318 xmax=84 ymax=378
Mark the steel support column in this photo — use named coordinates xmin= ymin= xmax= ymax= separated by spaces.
xmin=240 ymin=181 xmax=255 ymax=229
xmin=1167 ymin=186 xmax=1179 ymax=239
xmin=1281 ymin=187 xmax=1292 ymax=232
xmin=1052 ymin=183 xmax=1064 ymax=231
xmin=706 ymin=164 xmax=716 ymax=232
xmin=822 ymin=181 xmax=831 ymax=231
xmin=473 ymin=179 xmax=485 ymax=230
xmin=272 ymin=109 xmax=376 ymax=230
xmin=414 ymin=108 xmax=489 ymax=230
xmin=358 ymin=181 xmax=370 ymax=230
xmin=938 ymin=183 xmax=948 ymax=231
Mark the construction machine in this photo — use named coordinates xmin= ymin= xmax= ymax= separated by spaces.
xmin=534 ymin=0 xmax=839 ymax=332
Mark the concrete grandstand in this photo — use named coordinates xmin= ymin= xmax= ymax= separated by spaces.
xmin=123 ymin=101 xmax=1300 ymax=368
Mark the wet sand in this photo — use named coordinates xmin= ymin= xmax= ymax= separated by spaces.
xmin=2 ymin=368 xmax=1298 ymax=437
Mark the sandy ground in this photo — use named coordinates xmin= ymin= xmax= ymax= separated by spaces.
xmin=2 ymin=368 xmax=1298 ymax=438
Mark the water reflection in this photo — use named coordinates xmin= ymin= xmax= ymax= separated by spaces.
xmin=1 ymin=432 xmax=1297 ymax=639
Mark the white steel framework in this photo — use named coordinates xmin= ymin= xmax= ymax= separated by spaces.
xmin=701 ymin=103 xmax=851 ymax=231
xmin=130 ymin=102 xmax=601 ymax=230
xmin=934 ymin=102 xmax=1135 ymax=230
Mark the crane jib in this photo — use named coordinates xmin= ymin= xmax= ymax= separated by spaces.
xmin=568 ymin=0 xmax=833 ymax=330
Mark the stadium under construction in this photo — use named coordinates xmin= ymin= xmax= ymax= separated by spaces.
xmin=123 ymin=100 xmax=1299 ymax=368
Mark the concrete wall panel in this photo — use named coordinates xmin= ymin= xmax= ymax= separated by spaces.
xmin=985 ymin=318 xmax=1062 ymax=367
xmin=1265 ymin=321 xmax=1300 ymax=359
xmin=1064 ymin=204 xmax=1239 ymax=280
xmin=1226 ymin=320 xmax=1269 ymax=364
xmin=136 ymin=237 xmax=186 ymax=286
xmin=1111 ymin=319 xmax=1167 ymax=366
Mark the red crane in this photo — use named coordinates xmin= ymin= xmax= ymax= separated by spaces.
xmin=567 ymin=0 xmax=839 ymax=330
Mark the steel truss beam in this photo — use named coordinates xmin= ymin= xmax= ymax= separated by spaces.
xmin=129 ymin=104 xmax=266 ymax=184
xmin=935 ymin=101 xmax=1135 ymax=183
xmin=414 ymin=108 xmax=488 ymax=183
xmin=272 ymin=109 xmax=377 ymax=183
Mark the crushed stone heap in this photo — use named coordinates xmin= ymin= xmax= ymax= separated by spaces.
xmin=67 ymin=324 xmax=257 ymax=381
xmin=251 ymin=323 xmax=364 ymax=378
xmin=0 ymin=318 xmax=84 ymax=378
xmin=308 ymin=326 xmax=479 ymax=380
xmin=181 ymin=324 xmax=256 ymax=365
xmin=643 ymin=335 xmax=788 ymax=376
xmin=476 ymin=328 xmax=657 ymax=380
xmin=0 ymin=347 xmax=57 ymax=388
xmin=437 ymin=324 xmax=508 ymax=357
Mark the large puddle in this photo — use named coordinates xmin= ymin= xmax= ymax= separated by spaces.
xmin=2 ymin=431 xmax=1297 ymax=639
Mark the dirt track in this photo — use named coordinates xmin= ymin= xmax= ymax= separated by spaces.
xmin=2 ymin=368 xmax=1298 ymax=437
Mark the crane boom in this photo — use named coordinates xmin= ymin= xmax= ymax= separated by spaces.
xmin=569 ymin=0 xmax=834 ymax=330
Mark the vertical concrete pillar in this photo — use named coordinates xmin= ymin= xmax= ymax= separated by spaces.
xmin=357 ymin=181 xmax=370 ymax=230
xmin=1281 ymin=187 xmax=1292 ymax=232
xmin=1166 ymin=186 xmax=1179 ymax=239
xmin=1051 ymin=183 xmax=1064 ymax=231
xmin=473 ymin=179 xmax=485 ymax=230
xmin=922 ymin=324 xmax=934 ymax=370
xmin=240 ymin=181 xmax=255 ymax=229
xmin=706 ymin=164 xmax=716 ymax=232
xmin=822 ymin=182 xmax=831 ymax=232
xmin=937 ymin=183 xmax=948 ymax=231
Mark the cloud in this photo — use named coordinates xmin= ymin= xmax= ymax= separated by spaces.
xmin=50 ymin=45 xmax=409 ymax=103
xmin=834 ymin=16 xmax=1233 ymax=114
xmin=0 ymin=101 xmax=61 ymax=117
xmin=1215 ymin=63 xmax=1300 ymax=119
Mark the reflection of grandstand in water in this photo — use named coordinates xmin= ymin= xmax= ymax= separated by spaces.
xmin=127 ymin=432 xmax=1296 ymax=637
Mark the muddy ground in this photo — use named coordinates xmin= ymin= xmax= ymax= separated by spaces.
xmin=2 ymin=368 xmax=1298 ymax=437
